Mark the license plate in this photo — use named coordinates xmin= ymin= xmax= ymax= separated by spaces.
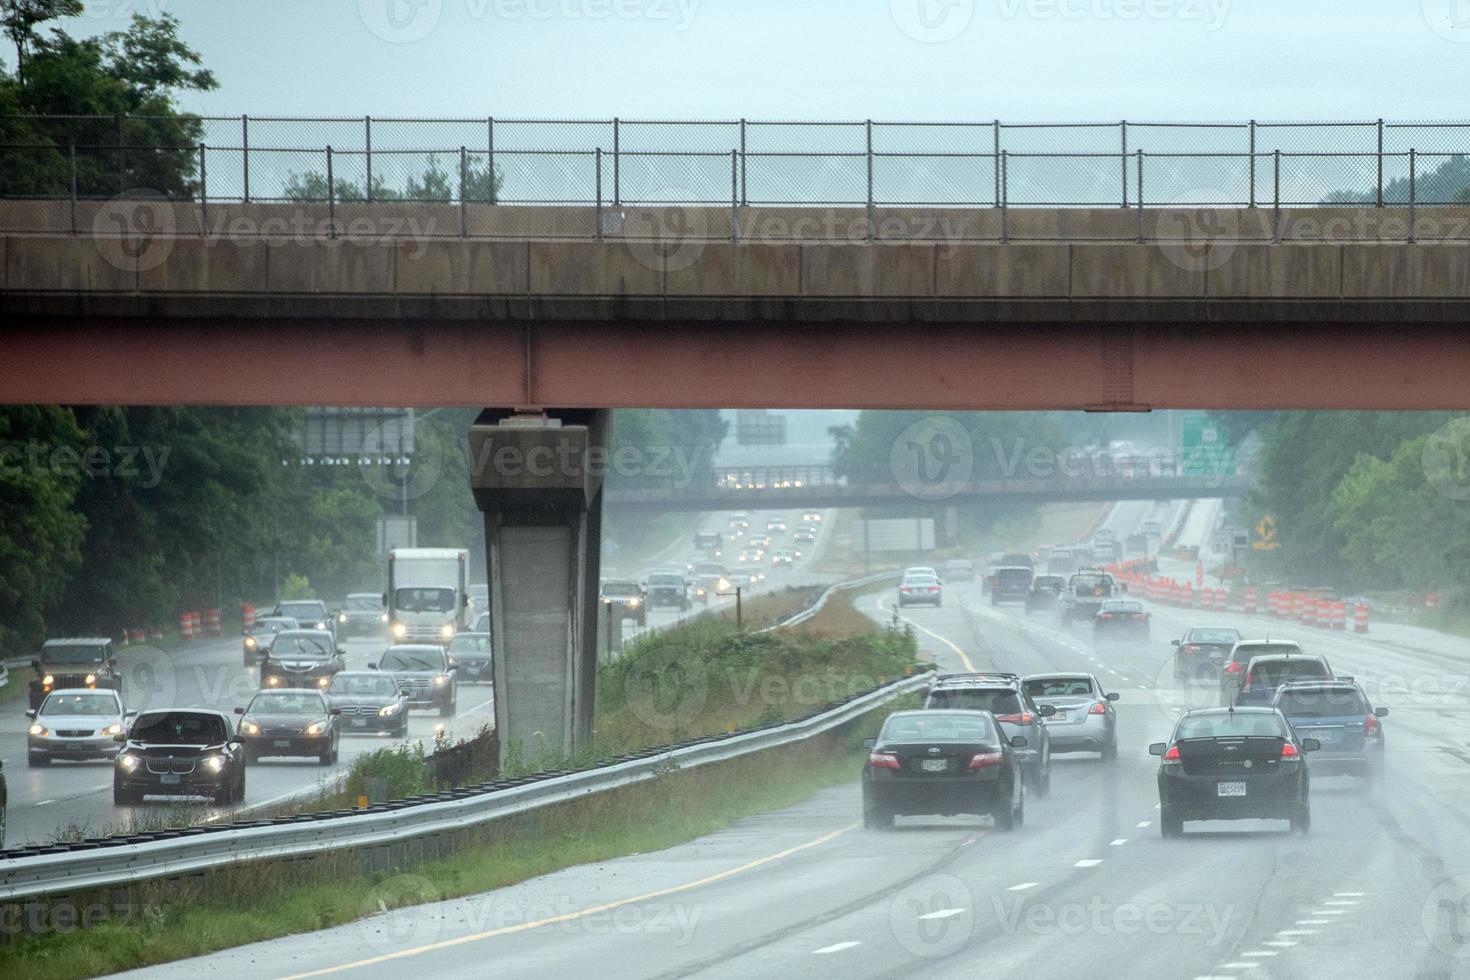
xmin=1309 ymin=729 xmax=1336 ymax=743
xmin=1049 ymin=711 xmax=1067 ymax=722
xmin=160 ymin=773 xmax=180 ymax=785
xmin=351 ymin=719 xmax=368 ymax=728
xmin=273 ymin=739 xmax=292 ymax=748
xmin=1217 ymin=781 xmax=1247 ymax=797
xmin=920 ymin=759 xmax=948 ymax=772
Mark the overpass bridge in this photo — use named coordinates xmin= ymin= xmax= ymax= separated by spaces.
xmin=604 ymin=466 xmax=1248 ymax=511
xmin=4 ymin=114 xmax=1467 ymax=764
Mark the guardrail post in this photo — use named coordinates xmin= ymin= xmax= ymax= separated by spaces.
xmin=1376 ymin=118 xmax=1384 ymax=208
xmin=326 ymin=145 xmax=336 ymax=239
xmin=739 ymin=117 xmax=747 ymax=206
xmin=116 ymin=112 xmax=125 ymax=194
xmin=1135 ymin=149 xmax=1145 ymax=243
xmin=1272 ymin=148 xmax=1280 ymax=243
xmin=487 ymin=116 xmax=496 ymax=205
xmin=594 ymin=147 xmax=603 ymax=242
xmin=730 ymin=148 xmax=739 ymax=241
xmin=1408 ymin=147 xmax=1417 ymax=243
xmin=1248 ymin=119 xmax=1256 ymax=208
xmin=459 ymin=145 xmax=468 ymax=239
xmin=993 ymin=119 xmax=1001 ymax=208
xmin=198 ymin=142 xmax=207 ymax=232
xmin=865 ymin=118 xmax=875 ymax=242
xmin=68 ymin=143 xmax=77 ymax=235
xmin=1000 ymin=149 xmax=1009 ymax=244
xmin=1120 ymin=119 xmax=1129 ymax=208
xmin=365 ymin=115 xmax=373 ymax=202
xmin=612 ymin=117 xmax=620 ymax=207
xmin=242 ymin=114 xmax=251 ymax=203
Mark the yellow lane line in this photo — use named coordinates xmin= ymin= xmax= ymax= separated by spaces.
xmin=875 ymin=597 xmax=977 ymax=672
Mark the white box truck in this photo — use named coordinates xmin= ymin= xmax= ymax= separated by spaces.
xmin=386 ymin=547 xmax=470 ymax=644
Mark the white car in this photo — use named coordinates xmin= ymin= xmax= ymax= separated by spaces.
xmin=27 ymin=688 xmax=131 ymax=766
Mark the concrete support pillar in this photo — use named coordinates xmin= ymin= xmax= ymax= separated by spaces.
xmin=469 ymin=409 xmax=608 ymax=764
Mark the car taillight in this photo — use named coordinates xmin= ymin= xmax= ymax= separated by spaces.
xmin=928 ymin=586 xmax=939 ymax=593
xmin=1183 ymin=644 xmax=1200 ymax=654
xmin=1364 ymin=714 xmax=1379 ymax=736
xmin=1098 ymin=613 xmax=1113 ymax=621
xmin=968 ymin=752 xmax=1003 ymax=769
xmin=1088 ymin=701 xmax=1108 ymax=715
xmin=1162 ymin=745 xmax=1181 ymax=764
xmin=995 ymin=712 xmax=1034 ymax=725
xmin=1133 ymin=613 xmax=1148 ymax=621
xmin=1280 ymin=742 xmax=1300 ymax=759
xmin=867 ymin=751 xmax=901 ymax=769
xmin=1225 ymin=661 xmax=1245 ymax=673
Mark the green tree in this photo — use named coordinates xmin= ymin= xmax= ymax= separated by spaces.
xmin=0 ymin=0 xmax=81 ymax=84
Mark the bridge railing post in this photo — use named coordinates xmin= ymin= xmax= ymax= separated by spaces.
xmin=739 ymin=117 xmax=747 ymax=206
xmin=1408 ymin=148 xmax=1417 ymax=243
xmin=993 ymin=119 xmax=1001 ymax=208
xmin=612 ymin=117 xmax=620 ymax=207
xmin=594 ymin=147 xmax=603 ymax=242
xmin=459 ymin=145 xmax=468 ymax=239
xmin=865 ymin=118 xmax=874 ymax=242
xmin=242 ymin=114 xmax=250 ymax=203
xmin=1135 ymin=149 xmax=1144 ymax=243
xmin=1271 ymin=149 xmax=1280 ymax=243
xmin=68 ymin=143 xmax=77 ymax=235
xmin=999 ymin=150 xmax=1008 ymax=244
xmin=1120 ymin=120 xmax=1129 ymax=208
xmin=198 ymin=142 xmax=207 ymax=232
xmin=1376 ymin=118 xmax=1384 ymax=208
xmin=1247 ymin=119 xmax=1256 ymax=208
xmin=365 ymin=115 xmax=373 ymax=202
xmin=326 ymin=145 xmax=336 ymax=240
xmin=730 ymin=148 xmax=739 ymax=242
xmin=487 ymin=117 xmax=497 ymax=205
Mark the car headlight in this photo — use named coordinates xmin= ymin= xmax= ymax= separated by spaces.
xmin=317 ymin=677 xmax=331 ymax=688
xmin=717 ymin=578 xmax=731 ymax=591
xmin=239 ymin=719 xmax=261 ymax=735
xmin=28 ymin=723 xmax=47 ymax=737
xmin=439 ymin=624 xmax=454 ymax=640
xmin=380 ymin=612 xmax=389 ymax=623
xmin=117 ymin=753 xmax=139 ymax=770
xmin=305 ymin=720 xmax=327 ymax=736
xmin=338 ymin=613 xmax=348 ymax=623
xmin=379 ymin=702 xmax=401 ymax=716
xmin=42 ymin=674 xmax=54 ymax=687
xmin=433 ymin=674 xmax=450 ymax=686
xmin=391 ymin=622 xmax=407 ymax=639
xmin=102 ymin=723 xmax=123 ymax=736
xmin=265 ymin=675 xmax=282 ymax=687
xmin=245 ymin=637 xmax=257 ymax=648
xmin=314 ymin=621 xmax=327 ymax=630
xmin=628 ymin=598 xmax=641 ymax=608
xmin=203 ymin=755 xmax=226 ymax=772
xmin=85 ymin=673 xmax=97 ymax=686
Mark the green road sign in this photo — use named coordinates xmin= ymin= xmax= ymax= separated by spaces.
xmin=1180 ymin=412 xmax=1235 ymax=478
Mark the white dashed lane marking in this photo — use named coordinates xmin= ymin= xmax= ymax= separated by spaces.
xmin=813 ymin=942 xmax=861 ymax=955
xmin=1008 ymin=882 xmax=1039 ymax=891
xmin=1074 ymin=859 xmax=1103 ymax=868
xmin=917 ymin=909 xmax=966 ymax=921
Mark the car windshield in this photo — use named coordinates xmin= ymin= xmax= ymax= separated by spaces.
xmin=448 ymin=634 xmax=491 ymax=656
xmin=694 ymin=564 xmax=725 ymax=577
xmin=393 ymin=587 xmax=455 ymax=613
xmin=1102 ymin=601 xmax=1142 ymax=612
xmin=42 ymin=644 xmax=106 ymax=665
xmin=1275 ymin=688 xmax=1370 ymax=717
xmin=996 ymin=568 xmax=1031 ymax=584
xmin=1024 ymin=677 xmax=1095 ymax=697
xmin=1249 ymin=660 xmax=1330 ymax=687
xmin=345 ymin=595 xmax=381 ymax=611
xmin=270 ymin=635 xmax=334 ymax=659
xmin=648 ymin=574 xmax=684 ymax=586
xmin=1188 ymin=629 xmax=1241 ymax=644
xmin=131 ymin=713 xmax=228 ymax=745
xmin=882 ymin=714 xmax=995 ymax=743
xmin=255 ymin=618 xmax=295 ymax=631
xmin=331 ymin=674 xmax=398 ymax=696
xmin=41 ymin=693 xmax=119 ymax=716
xmin=381 ymin=648 xmax=445 ymax=671
xmin=903 ymin=575 xmax=938 ymax=586
xmin=927 ymin=689 xmax=1023 ymax=714
xmin=1176 ymin=714 xmax=1287 ymax=739
xmin=278 ymin=602 xmax=325 ymax=620
xmin=248 ymin=692 xmax=324 ymax=714
xmin=603 ymin=583 xmax=641 ymax=597
xmin=1071 ymin=574 xmax=1112 ymax=594
xmin=1232 ymin=643 xmax=1301 ymax=663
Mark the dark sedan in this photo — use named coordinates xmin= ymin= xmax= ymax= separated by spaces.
xmin=446 ymin=632 xmax=493 ymax=684
xmin=862 ymin=709 xmax=1026 ymax=831
xmin=260 ymin=630 xmax=345 ymax=691
xmin=328 ymin=671 xmax=410 ymax=736
xmin=1092 ymin=599 xmax=1151 ymax=641
xmin=234 ymin=690 xmax=341 ymax=764
xmin=1150 ymin=707 xmax=1318 ymax=837
xmin=1171 ymin=626 xmax=1243 ymax=682
xmin=337 ymin=592 xmax=388 ymax=638
xmin=243 ymin=615 xmax=298 ymax=667
xmin=371 ymin=644 xmax=458 ymax=717
xmin=113 ymin=709 xmax=246 ymax=805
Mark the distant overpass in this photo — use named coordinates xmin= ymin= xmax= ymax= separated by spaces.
xmin=604 ymin=467 xmax=1249 ymax=512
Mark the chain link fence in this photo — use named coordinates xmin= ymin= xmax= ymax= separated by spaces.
xmin=3 ymin=116 xmax=1470 ymax=239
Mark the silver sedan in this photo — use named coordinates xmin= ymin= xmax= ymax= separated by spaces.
xmin=1022 ymin=672 xmax=1119 ymax=761
xmin=27 ymin=689 xmax=132 ymax=766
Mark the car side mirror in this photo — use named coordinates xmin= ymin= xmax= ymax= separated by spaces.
xmin=1010 ymin=735 xmax=1028 ymax=748
xmin=1170 ymin=639 xmax=1181 ymax=646
xmin=381 ymin=592 xmax=388 ymax=606
xmin=228 ymin=738 xmax=243 ymax=749
xmin=31 ymin=659 xmax=40 ymax=671
xmin=125 ymin=709 xmax=137 ymax=718
xmin=1037 ymin=704 xmax=1056 ymax=717
xmin=338 ymin=648 xmax=347 ymax=657
xmin=463 ymin=594 xmax=470 ymax=608
xmin=24 ymin=709 xmax=36 ymax=719
xmin=862 ymin=737 xmax=876 ymax=749
xmin=113 ymin=732 xmax=128 ymax=744
xmin=1374 ymin=707 xmax=1389 ymax=717
xmin=1105 ymin=692 xmax=1120 ymax=701
xmin=329 ymin=707 xmax=342 ymax=716
xmin=233 ymin=707 xmax=245 ymax=715
xmin=1148 ymin=742 xmax=1167 ymax=756
xmin=367 ymin=663 xmax=377 ymax=670
xmin=1300 ymin=737 xmax=1321 ymax=752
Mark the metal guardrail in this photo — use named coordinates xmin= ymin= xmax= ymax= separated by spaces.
xmin=0 ymin=670 xmax=930 ymax=903
xmin=761 ymin=570 xmax=902 ymax=633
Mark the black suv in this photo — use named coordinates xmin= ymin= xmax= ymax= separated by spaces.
xmin=272 ymin=600 xmax=338 ymax=641
xmin=923 ymin=673 xmax=1054 ymax=796
xmin=260 ymin=630 xmax=345 ymax=691
xmin=113 ymin=709 xmax=246 ymax=805
xmin=1058 ymin=569 xmax=1118 ymax=625
xmin=30 ymin=638 xmax=122 ymax=709
xmin=645 ymin=571 xmax=691 ymax=611
xmin=990 ymin=566 xmax=1033 ymax=606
